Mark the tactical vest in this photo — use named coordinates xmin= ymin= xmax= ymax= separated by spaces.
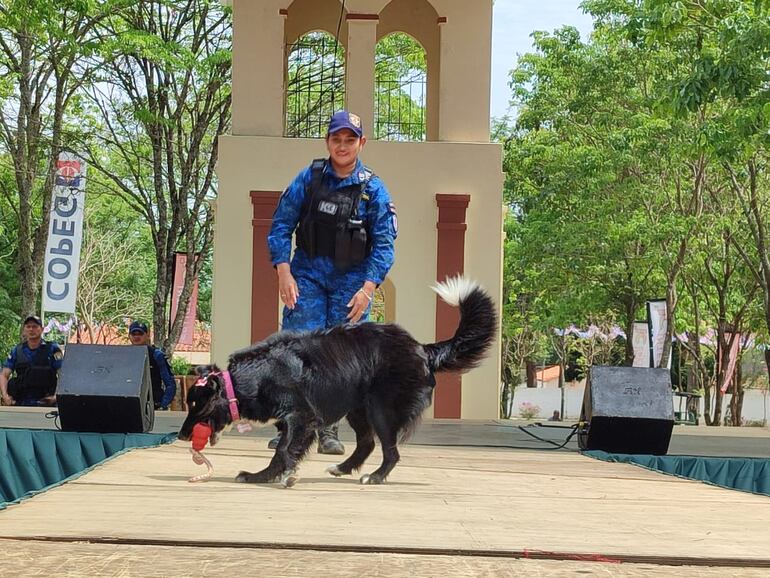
xmin=7 ymin=342 xmax=57 ymax=401
xmin=147 ymin=345 xmax=164 ymax=406
xmin=296 ymin=159 xmax=371 ymax=271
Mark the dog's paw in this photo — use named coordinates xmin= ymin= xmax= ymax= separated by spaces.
xmin=326 ymin=464 xmax=348 ymax=477
xmin=359 ymin=473 xmax=385 ymax=485
xmin=279 ymin=470 xmax=299 ymax=488
xmin=235 ymin=470 xmax=253 ymax=483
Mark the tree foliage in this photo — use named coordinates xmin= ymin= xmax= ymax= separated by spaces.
xmin=501 ymin=0 xmax=770 ymax=423
xmin=83 ymin=0 xmax=230 ymax=353
xmin=75 ymin=193 xmax=154 ymax=343
xmin=0 ymin=0 xmax=127 ymax=316
xmin=374 ymin=32 xmax=427 ymax=141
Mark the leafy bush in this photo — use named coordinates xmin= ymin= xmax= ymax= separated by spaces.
xmin=169 ymin=355 xmax=192 ymax=376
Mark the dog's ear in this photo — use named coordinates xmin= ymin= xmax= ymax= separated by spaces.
xmin=195 ymin=364 xmax=223 ymax=378
xmin=206 ymin=371 xmax=224 ymax=392
xmin=193 ymin=364 xmax=224 ymax=392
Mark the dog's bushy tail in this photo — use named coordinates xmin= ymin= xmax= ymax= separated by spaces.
xmin=423 ymin=276 xmax=497 ymax=373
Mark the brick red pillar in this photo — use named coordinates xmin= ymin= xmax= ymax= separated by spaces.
xmin=434 ymin=193 xmax=470 ymax=418
xmin=250 ymin=191 xmax=281 ymax=342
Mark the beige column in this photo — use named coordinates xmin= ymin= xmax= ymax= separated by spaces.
xmin=231 ymin=0 xmax=286 ymax=136
xmin=425 ymin=30 xmax=440 ymax=142
xmin=437 ymin=9 xmax=492 ymax=143
xmin=344 ymin=14 xmax=378 ymax=137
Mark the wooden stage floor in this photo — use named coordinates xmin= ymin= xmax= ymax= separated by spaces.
xmin=2 ymin=411 xmax=770 ymax=576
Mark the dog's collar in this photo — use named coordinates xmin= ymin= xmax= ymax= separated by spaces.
xmin=221 ymin=370 xmax=240 ymax=421
xmin=221 ymin=371 xmax=252 ymax=433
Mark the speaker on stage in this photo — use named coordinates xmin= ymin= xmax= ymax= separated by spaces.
xmin=578 ymin=366 xmax=674 ymax=455
xmin=56 ymin=344 xmax=155 ymax=433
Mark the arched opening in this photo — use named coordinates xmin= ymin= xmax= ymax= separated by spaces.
xmin=378 ymin=0 xmax=440 ymax=140
xmin=374 ymin=32 xmax=427 ymax=141
xmin=285 ymin=30 xmax=346 ymax=138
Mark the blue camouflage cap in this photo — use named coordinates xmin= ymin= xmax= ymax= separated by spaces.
xmin=327 ymin=110 xmax=363 ymax=138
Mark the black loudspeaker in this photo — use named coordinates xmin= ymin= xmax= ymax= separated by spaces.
xmin=578 ymin=366 xmax=674 ymax=455
xmin=56 ymin=344 xmax=155 ymax=433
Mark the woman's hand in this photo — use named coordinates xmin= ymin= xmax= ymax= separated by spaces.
xmin=347 ymin=281 xmax=376 ymax=323
xmin=277 ymin=263 xmax=299 ymax=309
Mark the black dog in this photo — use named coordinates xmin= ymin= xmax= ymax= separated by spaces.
xmin=179 ymin=277 xmax=496 ymax=487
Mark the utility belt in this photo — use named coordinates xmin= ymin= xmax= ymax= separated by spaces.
xmin=296 ymin=159 xmax=371 ymax=271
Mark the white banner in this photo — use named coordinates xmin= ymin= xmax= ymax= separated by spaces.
xmin=42 ymin=153 xmax=87 ymax=314
xmin=632 ymin=321 xmax=650 ymax=368
xmin=647 ymin=299 xmax=671 ymax=369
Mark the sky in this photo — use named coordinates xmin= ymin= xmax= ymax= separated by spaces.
xmin=491 ymin=0 xmax=595 ymax=119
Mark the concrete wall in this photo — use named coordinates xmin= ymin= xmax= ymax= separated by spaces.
xmin=511 ymin=385 xmax=770 ymax=424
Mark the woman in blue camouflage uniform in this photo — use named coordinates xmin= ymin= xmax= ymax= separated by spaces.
xmin=267 ymin=110 xmax=398 ymax=454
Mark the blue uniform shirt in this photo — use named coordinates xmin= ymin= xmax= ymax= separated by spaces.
xmin=152 ymin=347 xmax=177 ymax=409
xmin=4 ymin=341 xmax=63 ymax=372
xmin=268 ymin=158 xmax=397 ymax=286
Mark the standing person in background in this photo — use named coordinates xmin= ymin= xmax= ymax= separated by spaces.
xmin=128 ymin=321 xmax=176 ymax=410
xmin=0 ymin=316 xmax=63 ymax=407
xmin=267 ymin=110 xmax=398 ymax=454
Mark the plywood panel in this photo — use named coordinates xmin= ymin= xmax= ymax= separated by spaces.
xmin=1 ymin=438 xmax=770 ymax=564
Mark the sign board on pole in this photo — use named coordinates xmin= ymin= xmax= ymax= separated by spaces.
xmin=42 ymin=153 xmax=86 ymax=314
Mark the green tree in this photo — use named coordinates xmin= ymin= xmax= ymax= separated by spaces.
xmin=74 ymin=191 xmax=154 ymax=343
xmin=83 ymin=0 xmax=231 ymax=353
xmin=587 ymin=0 xmax=770 ymax=416
xmin=500 ymin=0 xmax=770 ymax=426
xmin=0 ymin=154 xmax=21 ymax=354
xmin=0 ymin=0 xmax=126 ymax=317
xmin=506 ymin=26 xmax=663 ymax=368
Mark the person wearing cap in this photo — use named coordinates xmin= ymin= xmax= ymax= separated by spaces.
xmin=0 ymin=315 xmax=63 ymax=406
xmin=128 ymin=321 xmax=177 ymax=410
xmin=267 ymin=110 xmax=398 ymax=454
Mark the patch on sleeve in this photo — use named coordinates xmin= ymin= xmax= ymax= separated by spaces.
xmin=388 ymin=202 xmax=398 ymax=234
